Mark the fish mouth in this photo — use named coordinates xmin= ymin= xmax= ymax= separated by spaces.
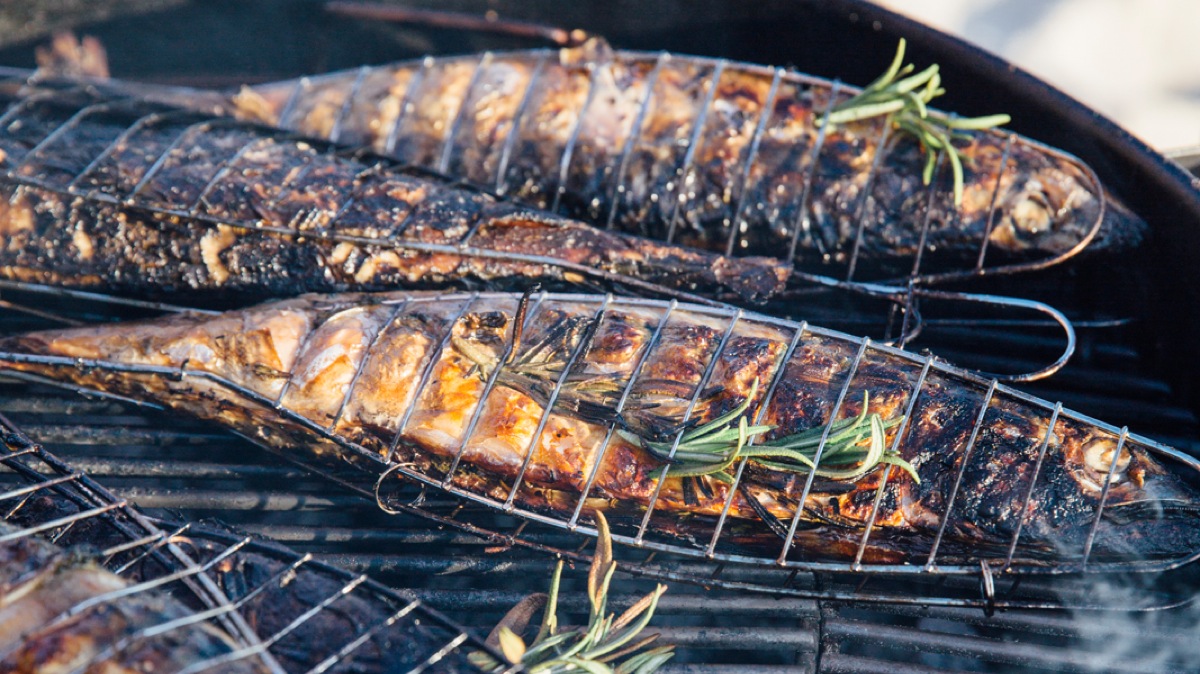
xmin=1089 ymin=498 xmax=1200 ymax=563
xmin=1101 ymin=498 xmax=1200 ymax=526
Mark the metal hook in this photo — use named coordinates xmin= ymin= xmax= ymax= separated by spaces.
xmin=324 ymin=1 xmax=593 ymax=48
xmin=912 ymin=288 xmax=1076 ymax=383
xmin=790 ymin=270 xmax=1075 ymax=382
xmin=979 ymin=560 xmax=996 ymax=617
xmin=372 ymin=462 xmax=410 ymax=516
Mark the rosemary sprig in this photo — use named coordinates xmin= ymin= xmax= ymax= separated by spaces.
xmin=451 ymin=313 xmax=917 ymax=486
xmin=621 ymin=381 xmax=919 ymax=485
xmin=471 ymin=512 xmax=674 ymax=674
xmin=827 ymin=38 xmax=1011 ymax=206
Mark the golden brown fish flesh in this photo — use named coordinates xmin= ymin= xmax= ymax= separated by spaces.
xmin=0 ymin=520 xmax=267 ymax=673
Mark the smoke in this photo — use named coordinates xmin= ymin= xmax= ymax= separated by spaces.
xmin=1065 ymin=570 xmax=1197 ymax=674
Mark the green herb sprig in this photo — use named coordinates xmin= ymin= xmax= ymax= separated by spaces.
xmin=451 ymin=309 xmax=918 ymax=487
xmin=471 ymin=512 xmax=674 ymax=674
xmin=622 ymin=380 xmax=919 ymax=485
xmin=828 ymin=38 xmax=1011 ymax=206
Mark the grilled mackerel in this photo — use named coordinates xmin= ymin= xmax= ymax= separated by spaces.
xmin=0 ymin=81 xmax=787 ymax=304
xmin=2 ymin=492 xmax=485 ymax=674
xmin=214 ymin=39 xmax=1144 ymax=273
xmin=2 ymin=291 xmax=1196 ymax=567
xmin=0 ymin=520 xmax=267 ymax=673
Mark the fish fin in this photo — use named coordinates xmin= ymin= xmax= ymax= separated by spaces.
xmin=35 ymin=32 xmax=109 ymax=80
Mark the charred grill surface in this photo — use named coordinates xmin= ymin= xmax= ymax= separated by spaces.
xmin=0 ymin=82 xmax=790 ymax=306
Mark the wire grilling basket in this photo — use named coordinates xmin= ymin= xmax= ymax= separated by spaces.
xmin=250 ymin=46 xmax=1114 ymax=287
xmin=0 ymin=289 xmax=1195 ymax=612
xmin=0 ymin=409 xmax=499 ymax=674
xmin=0 ymin=63 xmax=1098 ymax=380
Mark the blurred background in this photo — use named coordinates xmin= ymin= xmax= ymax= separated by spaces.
xmin=4 ymin=1 xmax=1197 ymax=151
xmin=875 ymin=0 xmax=1200 ymax=151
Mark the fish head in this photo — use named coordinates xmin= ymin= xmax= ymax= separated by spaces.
xmin=989 ymin=165 xmax=1098 ymax=255
xmin=1059 ymin=430 xmax=1200 ymax=562
xmin=986 ymin=148 xmax=1147 ymax=259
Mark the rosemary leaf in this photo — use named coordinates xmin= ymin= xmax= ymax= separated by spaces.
xmin=523 ymin=632 xmax=579 ymax=662
xmin=498 ymin=626 xmax=528 ymax=664
xmin=616 ymin=647 xmax=677 ymax=674
xmin=879 ymin=453 xmax=922 ymax=483
xmin=891 ymin=64 xmax=939 ymax=95
xmin=867 ymin=39 xmax=907 ymax=91
xmin=538 ymin=560 xmax=564 ymax=642
xmin=491 ymin=512 xmax=673 ymax=673
xmin=582 ymin=586 xmax=668 ymax=660
xmin=944 ymin=112 xmax=1012 ymax=130
xmin=828 ymin=98 xmax=906 ymax=124
xmin=596 ymin=633 xmax=663 ymax=664
xmin=828 ymin=37 xmax=1009 ymax=206
xmin=556 ymin=657 xmax=615 ymax=674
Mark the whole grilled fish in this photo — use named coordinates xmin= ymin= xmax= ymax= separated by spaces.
xmin=1 ymin=291 xmax=1195 ymax=569
xmin=1 ymin=491 xmax=487 ymax=674
xmin=0 ymin=80 xmax=787 ymax=305
xmin=0 ymin=520 xmax=268 ymax=673
xmin=209 ymin=39 xmax=1144 ymax=278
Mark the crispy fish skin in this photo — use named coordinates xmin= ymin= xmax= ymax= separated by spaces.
xmin=229 ymin=41 xmax=1143 ymax=270
xmin=0 ymin=521 xmax=266 ymax=674
xmin=4 ymin=494 xmax=484 ymax=674
xmin=0 ymin=85 xmax=788 ymax=304
xmin=2 ymin=292 xmax=1195 ymax=567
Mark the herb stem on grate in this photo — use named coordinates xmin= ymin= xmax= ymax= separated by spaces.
xmin=471 ymin=512 xmax=674 ymax=674
xmin=827 ymin=38 xmax=1011 ymax=206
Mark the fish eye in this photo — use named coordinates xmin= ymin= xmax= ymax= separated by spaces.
xmin=1010 ymin=189 xmax=1054 ymax=237
xmin=1083 ymin=437 xmax=1131 ymax=481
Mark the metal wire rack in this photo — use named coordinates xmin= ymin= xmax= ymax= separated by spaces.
xmin=257 ymin=47 xmax=1109 ymax=287
xmin=0 ymin=409 xmax=501 ymax=674
xmin=0 ymin=77 xmax=724 ymax=306
xmin=0 ymin=72 xmax=1083 ymax=382
xmin=0 ymin=290 xmax=1194 ymax=611
xmin=12 ymin=377 xmax=1200 ymax=673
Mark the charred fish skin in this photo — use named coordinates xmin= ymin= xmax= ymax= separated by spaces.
xmin=2 ymin=291 xmax=1196 ymax=569
xmin=2 ymin=493 xmax=485 ymax=674
xmin=234 ymin=42 xmax=1143 ymax=271
xmin=0 ymin=521 xmax=266 ymax=674
xmin=0 ymin=83 xmax=789 ymax=304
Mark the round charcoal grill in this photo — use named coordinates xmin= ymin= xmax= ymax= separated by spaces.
xmin=1 ymin=1 xmax=1200 ymax=672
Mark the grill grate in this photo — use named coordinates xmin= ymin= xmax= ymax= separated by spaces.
xmin=4 ymin=381 xmax=1200 ymax=673
xmin=0 ymin=409 xmax=497 ymax=674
